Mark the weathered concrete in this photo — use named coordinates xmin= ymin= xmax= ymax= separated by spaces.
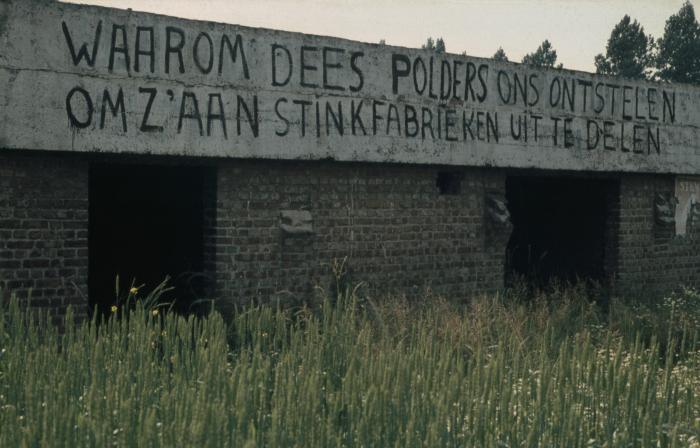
xmin=2 ymin=0 xmax=700 ymax=174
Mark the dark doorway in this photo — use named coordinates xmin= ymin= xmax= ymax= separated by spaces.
xmin=89 ymin=163 xmax=210 ymax=315
xmin=505 ymin=175 xmax=617 ymax=287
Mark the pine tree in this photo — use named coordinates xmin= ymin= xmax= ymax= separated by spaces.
xmin=493 ymin=47 xmax=509 ymax=62
xmin=521 ymin=40 xmax=563 ymax=69
xmin=594 ymin=15 xmax=653 ymax=80
xmin=422 ymin=37 xmax=446 ymax=54
xmin=656 ymin=1 xmax=700 ymax=84
xmin=435 ymin=38 xmax=446 ymax=54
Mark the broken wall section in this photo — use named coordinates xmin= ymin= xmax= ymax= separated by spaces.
xmin=615 ymin=174 xmax=700 ymax=295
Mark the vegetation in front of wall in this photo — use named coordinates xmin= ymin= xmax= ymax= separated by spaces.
xmin=2 ymin=285 xmax=700 ymax=446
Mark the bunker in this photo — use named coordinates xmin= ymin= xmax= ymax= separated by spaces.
xmin=1 ymin=0 xmax=700 ymax=318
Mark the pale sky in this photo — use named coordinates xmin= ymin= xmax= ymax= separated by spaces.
xmin=63 ymin=0 xmax=694 ymax=73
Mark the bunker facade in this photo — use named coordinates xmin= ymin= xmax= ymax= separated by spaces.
xmin=2 ymin=0 xmax=700 ymax=317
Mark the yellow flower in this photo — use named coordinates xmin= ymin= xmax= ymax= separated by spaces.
xmin=129 ymin=287 xmax=139 ymax=295
xmin=152 ymin=309 xmax=159 ymax=316
xmin=110 ymin=305 xmax=118 ymax=313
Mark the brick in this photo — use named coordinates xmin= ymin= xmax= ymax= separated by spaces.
xmin=211 ymin=160 xmax=508 ymax=305
xmin=615 ymin=174 xmax=700 ymax=295
xmin=3 ymin=155 xmax=699 ymax=318
xmin=0 ymin=155 xmax=88 ymax=321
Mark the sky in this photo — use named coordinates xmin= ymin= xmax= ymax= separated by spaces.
xmin=63 ymin=0 xmax=694 ymax=73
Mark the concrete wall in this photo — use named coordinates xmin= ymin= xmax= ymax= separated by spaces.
xmin=1 ymin=0 xmax=700 ymax=174
xmin=0 ymin=153 xmax=88 ymax=319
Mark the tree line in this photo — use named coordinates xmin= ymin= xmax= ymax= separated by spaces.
xmin=414 ymin=1 xmax=700 ymax=85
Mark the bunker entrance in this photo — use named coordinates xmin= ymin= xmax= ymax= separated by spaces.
xmin=89 ymin=164 xmax=210 ymax=315
xmin=505 ymin=175 xmax=617 ymax=288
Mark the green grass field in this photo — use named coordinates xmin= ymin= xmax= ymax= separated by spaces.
xmin=2 ymin=285 xmax=700 ymax=447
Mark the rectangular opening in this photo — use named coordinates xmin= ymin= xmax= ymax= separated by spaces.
xmin=505 ymin=174 xmax=618 ymax=287
xmin=436 ymin=171 xmax=461 ymax=195
xmin=88 ymin=163 xmax=212 ymax=314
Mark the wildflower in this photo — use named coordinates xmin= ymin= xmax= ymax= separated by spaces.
xmin=110 ymin=305 xmax=118 ymax=313
xmin=129 ymin=287 xmax=139 ymax=295
xmin=152 ymin=309 xmax=159 ymax=316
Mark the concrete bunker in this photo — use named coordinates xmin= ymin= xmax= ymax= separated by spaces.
xmin=88 ymin=163 xmax=212 ymax=314
xmin=505 ymin=174 xmax=618 ymax=287
xmin=1 ymin=1 xmax=700 ymax=319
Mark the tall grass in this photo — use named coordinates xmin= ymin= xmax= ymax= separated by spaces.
xmin=1 ymin=287 xmax=700 ymax=446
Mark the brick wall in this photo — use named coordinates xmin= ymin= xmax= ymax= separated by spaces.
xmin=0 ymin=153 xmax=88 ymax=320
xmin=4 ymin=151 xmax=698 ymax=315
xmin=211 ymin=160 xmax=509 ymax=308
xmin=615 ymin=174 xmax=700 ymax=295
